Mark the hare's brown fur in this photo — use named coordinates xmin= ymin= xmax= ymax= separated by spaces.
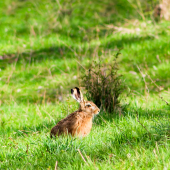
xmin=50 ymin=87 xmax=100 ymax=137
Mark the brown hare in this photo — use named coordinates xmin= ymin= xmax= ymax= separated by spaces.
xmin=50 ymin=87 xmax=100 ymax=138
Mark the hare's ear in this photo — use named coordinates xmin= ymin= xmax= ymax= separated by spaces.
xmin=71 ymin=87 xmax=84 ymax=103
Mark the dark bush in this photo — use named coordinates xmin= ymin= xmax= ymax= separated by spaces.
xmin=82 ymin=51 xmax=125 ymax=113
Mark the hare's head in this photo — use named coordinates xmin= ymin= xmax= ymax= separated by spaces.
xmin=71 ymin=87 xmax=100 ymax=115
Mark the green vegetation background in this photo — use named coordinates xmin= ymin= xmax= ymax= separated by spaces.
xmin=0 ymin=0 xmax=170 ymax=169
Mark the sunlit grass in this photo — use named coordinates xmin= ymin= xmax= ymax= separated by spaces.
xmin=0 ymin=0 xmax=170 ymax=169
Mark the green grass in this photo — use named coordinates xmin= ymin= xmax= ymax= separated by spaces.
xmin=0 ymin=0 xmax=170 ymax=169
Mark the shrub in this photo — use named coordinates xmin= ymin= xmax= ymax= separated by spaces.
xmin=82 ymin=51 xmax=124 ymax=113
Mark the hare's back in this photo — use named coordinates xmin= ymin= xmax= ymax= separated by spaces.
xmin=50 ymin=112 xmax=79 ymax=137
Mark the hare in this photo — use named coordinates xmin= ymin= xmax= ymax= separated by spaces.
xmin=50 ymin=87 xmax=100 ymax=137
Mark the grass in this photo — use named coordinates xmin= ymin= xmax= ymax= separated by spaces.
xmin=0 ymin=0 xmax=170 ymax=169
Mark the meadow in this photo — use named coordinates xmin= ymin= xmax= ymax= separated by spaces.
xmin=0 ymin=0 xmax=170 ymax=169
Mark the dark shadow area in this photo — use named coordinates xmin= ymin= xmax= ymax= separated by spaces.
xmin=0 ymin=35 xmax=155 ymax=69
xmin=0 ymin=45 xmax=75 ymax=69
xmin=102 ymin=35 xmax=155 ymax=49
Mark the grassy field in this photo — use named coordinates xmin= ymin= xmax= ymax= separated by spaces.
xmin=0 ymin=0 xmax=170 ymax=169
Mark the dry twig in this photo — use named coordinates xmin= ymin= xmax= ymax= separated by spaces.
xmin=136 ymin=65 xmax=149 ymax=95
xmin=77 ymin=149 xmax=89 ymax=166
xmin=159 ymin=95 xmax=170 ymax=106
xmin=55 ymin=161 xmax=58 ymax=170
xmin=136 ymin=112 xmax=151 ymax=139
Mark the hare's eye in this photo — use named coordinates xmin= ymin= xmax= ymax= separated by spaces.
xmin=86 ymin=104 xmax=91 ymax=107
